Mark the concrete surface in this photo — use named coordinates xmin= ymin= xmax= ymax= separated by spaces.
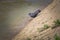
xmin=0 ymin=0 xmax=53 ymax=40
xmin=12 ymin=0 xmax=60 ymax=40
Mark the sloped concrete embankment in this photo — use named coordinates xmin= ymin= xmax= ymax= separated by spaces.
xmin=12 ymin=0 xmax=60 ymax=40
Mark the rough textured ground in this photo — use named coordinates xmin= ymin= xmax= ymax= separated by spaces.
xmin=12 ymin=0 xmax=60 ymax=40
xmin=0 ymin=0 xmax=53 ymax=40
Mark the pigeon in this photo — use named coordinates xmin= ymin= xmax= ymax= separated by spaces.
xmin=29 ymin=9 xmax=41 ymax=18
